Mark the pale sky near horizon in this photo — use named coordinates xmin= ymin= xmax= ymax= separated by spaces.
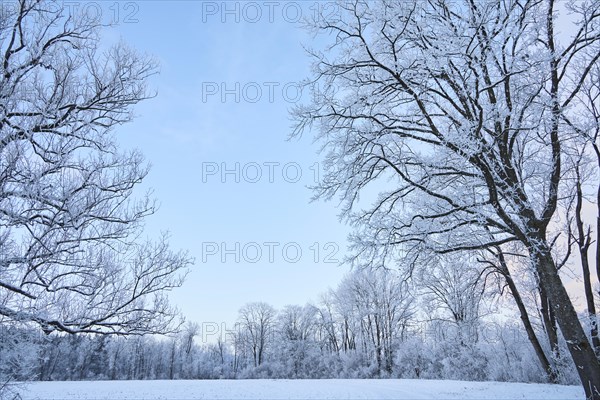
xmin=95 ymin=1 xmax=352 ymax=333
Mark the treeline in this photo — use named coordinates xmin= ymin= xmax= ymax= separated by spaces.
xmin=1 ymin=268 xmax=582 ymax=384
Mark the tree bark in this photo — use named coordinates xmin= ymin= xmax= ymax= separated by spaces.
xmin=539 ymin=285 xmax=560 ymax=359
xmin=535 ymin=248 xmax=600 ymax=400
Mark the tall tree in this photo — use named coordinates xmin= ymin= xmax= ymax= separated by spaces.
xmin=236 ymin=302 xmax=276 ymax=368
xmin=277 ymin=304 xmax=319 ymax=378
xmin=565 ymin=62 xmax=600 ymax=356
xmin=0 ymin=0 xmax=191 ymax=338
xmin=336 ymin=269 xmax=414 ymax=374
xmin=419 ymin=255 xmax=485 ymax=346
xmin=293 ymin=1 xmax=600 ymax=397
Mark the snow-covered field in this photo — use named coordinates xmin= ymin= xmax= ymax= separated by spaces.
xmin=17 ymin=379 xmax=584 ymax=400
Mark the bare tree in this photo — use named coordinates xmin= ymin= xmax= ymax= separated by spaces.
xmin=279 ymin=304 xmax=317 ymax=342
xmin=0 ymin=0 xmax=191 ymax=341
xmin=336 ymin=269 xmax=414 ymax=374
xmin=293 ymin=0 xmax=600 ymax=396
xmin=236 ymin=302 xmax=276 ymax=368
xmin=419 ymin=255 xmax=485 ymax=346
xmin=565 ymin=62 xmax=600 ymax=356
xmin=277 ymin=304 xmax=319 ymax=377
xmin=315 ymin=291 xmax=342 ymax=354
xmin=572 ymin=159 xmax=599 ymax=354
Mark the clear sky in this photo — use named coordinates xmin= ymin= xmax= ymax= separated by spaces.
xmin=93 ymin=1 xmax=351 ymax=332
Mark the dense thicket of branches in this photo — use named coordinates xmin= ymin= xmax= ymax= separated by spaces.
xmin=0 ymin=1 xmax=191 ymax=334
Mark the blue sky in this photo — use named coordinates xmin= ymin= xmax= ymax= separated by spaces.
xmin=98 ymin=1 xmax=350 ymax=330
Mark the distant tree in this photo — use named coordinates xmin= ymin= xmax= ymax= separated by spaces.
xmin=276 ymin=304 xmax=320 ymax=377
xmin=179 ymin=322 xmax=200 ymax=379
xmin=315 ymin=291 xmax=343 ymax=354
xmin=0 ymin=0 xmax=191 ymax=337
xmin=336 ymin=269 xmax=414 ymax=375
xmin=236 ymin=302 xmax=276 ymax=368
xmin=293 ymin=0 xmax=600 ymax=396
xmin=0 ymin=325 xmax=39 ymax=385
xmin=419 ymin=255 xmax=486 ymax=346
xmin=279 ymin=304 xmax=317 ymax=343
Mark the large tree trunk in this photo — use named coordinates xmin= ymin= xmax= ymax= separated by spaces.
xmin=580 ymin=246 xmax=600 ymax=354
xmin=535 ymin=249 xmax=600 ymax=400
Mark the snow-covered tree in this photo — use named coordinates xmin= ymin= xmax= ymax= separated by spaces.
xmin=563 ymin=61 xmax=600 ymax=355
xmin=293 ymin=0 xmax=600 ymax=396
xmin=275 ymin=304 xmax=321 ymax=378
xmin=236 ymin=302 xmax=276 ymax=368
xmin=0 ymin=1 xmax=191 ymax=335
xmin=336 ymin=269 xmax=414 ymax=375
xmin=419 ymin=254 xmax=485 ymax=346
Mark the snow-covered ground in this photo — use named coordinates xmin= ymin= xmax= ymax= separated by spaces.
xmin=16 ymin=379 xmax=584 ymax=400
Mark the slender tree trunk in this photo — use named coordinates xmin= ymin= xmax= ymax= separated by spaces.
xmin=594 ymin=143 xmax=600 ymax=303
xmin=535 ymin=248 xmax=600 ymax=400
xmin=218 ymin=339 xmax=225 ymax=365
xmin=374 ymin=315 xmax=382 ymax=374
xmin=258 ymin=340 xmax=264 ymax=366
xmin=111 ymin=351 xmax=118 ymax=380
xmin=169 ymin=341 xmax=175 ymax=380
xmin=575 ymin=173 xmax=600 ymax=355
xmin=233 ymin=340 xmax=239 ymax=377
xmin=497 ymin=252 xmax=558 ymax=382
xmin=343 ymin=319 xmax=350 ymax=352
xmin=597 ymin=186 xmax=600 ymax=302
xmin=594 ymin=142 xmax=600 ymax=355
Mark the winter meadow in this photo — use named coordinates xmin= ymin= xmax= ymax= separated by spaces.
xmin=1 ymin=0 xmax=600 ymax=399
